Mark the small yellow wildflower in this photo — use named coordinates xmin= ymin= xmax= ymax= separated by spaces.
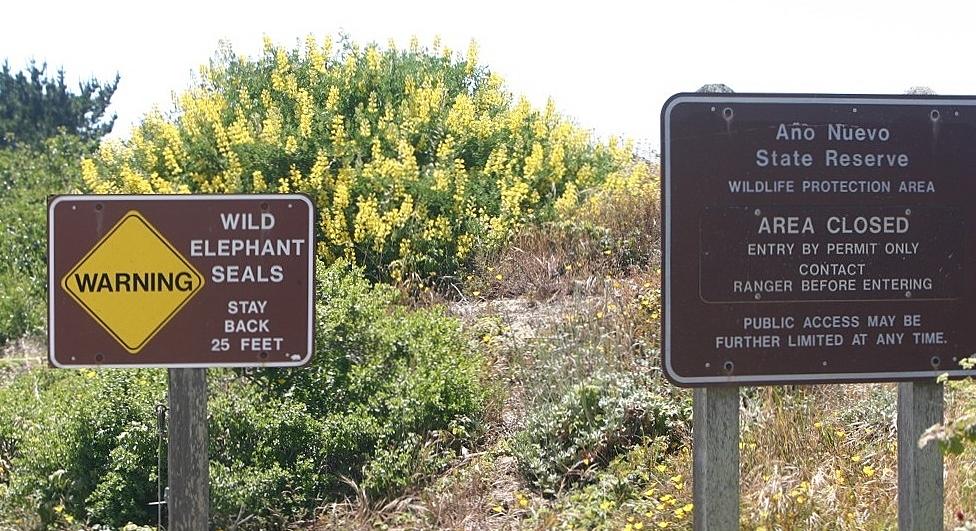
xmin=655 ymin=464 xmax=667 ymax=473
xmin=493 ymin=505 xmax=504 ymax=513
xmin=657 ymin=522 xmax=669 ymax=529
xmin=851 ymin=454 xmax=862 ymax=463
xmin=862 ymin=465 xmax=876 ymax=477
xmin=634 ymin=523 xmax=644 ymax=530
xmin=814 ymin=421 xmax=823 ymax=428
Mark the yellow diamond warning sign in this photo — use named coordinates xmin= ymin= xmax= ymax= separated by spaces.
xmin=51 ymin=195 xmax=314 ymax=368
xmin=61 ymin=211 xmax=204 ymax=353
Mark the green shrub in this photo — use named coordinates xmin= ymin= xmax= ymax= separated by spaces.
xmin=0 ymin=260 xmax=487 ymax=528
xmin=526 ymin=438 xmax=694 ymax=530
xmin=215 ymin=260 xmax=487 ymax=526
xmin=512 ymin=369 xmax=688 ymax=494
xmin=82 ymin=36 xmax=648 ymax=282
xmin=0 ymin=271 xmax=43 ymax=344
xmin=248 ymin=259 xmax=487 ymax=495
xmin=208 ymin=378 xmax=329 ymax=528
xmin=0 ymin=134 xmax=89 ymax=343
xmin=0 ymin=368 xmax=166 ymax=528
xmin=507 ymin=295 xmax=689 ymax=494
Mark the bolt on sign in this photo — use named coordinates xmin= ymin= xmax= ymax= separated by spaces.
xmin=49 ymin=195 xmax=314 ymax=368
xmin=662 ymin=93 xmax=976 ymax=385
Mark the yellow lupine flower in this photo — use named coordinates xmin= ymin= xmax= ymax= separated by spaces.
xmin=252 ymin=170 xmax=267 ymax=192
xmin=465 ymin=40 xmax=478 ymax=76
xmin=80 ymin=158 xmax=100 ymax=191
xmin=285 ymin=135 xmax=298 ymax=155
xmin=83 ymin=34 xmax=649 ymax=284
xmin=365 ymin=46 xmax=382 ymax=71
xmin=260 ymin=107 xmax=283 ymax=144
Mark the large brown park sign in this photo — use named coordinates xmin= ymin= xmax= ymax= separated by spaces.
xmin=662 ymin=93 xmax=976 ymax=385
xmin=49 ymin=195 xmax=314 ymax=368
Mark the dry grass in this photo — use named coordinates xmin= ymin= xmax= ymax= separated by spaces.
xmin=740 ymin=385 xmax=899 ymax=529
xmin=305 ymin=278 xmax=976 ymax=530
xmin=309 ymin=180 xmax=976 ymax=530
xmin=469 ymin=187 xmax=660 ymax=301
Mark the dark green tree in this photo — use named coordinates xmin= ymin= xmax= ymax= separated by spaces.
xmin=0 ymin=60 xmax=119 ymax=147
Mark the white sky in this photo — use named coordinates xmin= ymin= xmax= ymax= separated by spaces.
xmin=2 ymin=0 xmax=973 ymax=153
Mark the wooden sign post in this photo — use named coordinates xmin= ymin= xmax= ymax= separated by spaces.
xmin=897 ymin=86 xmax=944 ymax=531
xmin=48 ymin=195 xmax=316 ymax=528
xmin=661 ymin=87 xmax=971 ymax=529
xmin=692 ymin=386 xmax=739 ymax=530
xmin=690 ymin=84 xmax=740 ymax=531
xmin=168 ymin=368 xmax=210 ymax=529
xmin=898 ymin=382 xmax=943 ymax=530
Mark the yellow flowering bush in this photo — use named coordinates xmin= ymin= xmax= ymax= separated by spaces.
xmin=82 ymin=35 xmax=645 ymax=281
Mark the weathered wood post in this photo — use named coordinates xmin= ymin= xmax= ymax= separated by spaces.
xmin=48 ymin=195 xmax=315 ymax=530
xmin=664 ymin=87 xmax=965 ymax=531
xmin=691 ymin=83 xmax=740 ymax=531
xmin=693 ymin=386 xmax=740 ymax=530
xmin=167 ymin=368 xmax=210 ymax=530
xmin=897 ymin=381 xmax=943 ymax=530
xmin=895 ymin=85 xmax=944 ymax=531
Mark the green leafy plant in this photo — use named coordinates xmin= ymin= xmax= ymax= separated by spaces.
xmin=0 ymin=61 xmax=118 ymax=148
xmin=0 ymin=134 xmax=90 ymax=343
xmin=513 ymin=369 xmax=688 ymax=494
xmin=0 ymin=261 xmax=487 ymax=529
xmin=82 ymin=36 xmax=648 ymax=282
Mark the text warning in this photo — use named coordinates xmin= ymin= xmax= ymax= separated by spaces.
xmin=663 ymin=93 xmax=976 ymax=385
xmin=49 ymin=195 xmax=315 ymax=368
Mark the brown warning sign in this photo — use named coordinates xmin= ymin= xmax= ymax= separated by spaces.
xmin=49 ymin=195 xmax=314 ymax=368
xmin=662 ymin=93 xmax=976 ymax=385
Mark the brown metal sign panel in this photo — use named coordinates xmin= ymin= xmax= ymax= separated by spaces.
xmin=49 ymin=195 xmax=314 ymax=368
xmin=662 ymin=93 xmax=976 ymax=385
